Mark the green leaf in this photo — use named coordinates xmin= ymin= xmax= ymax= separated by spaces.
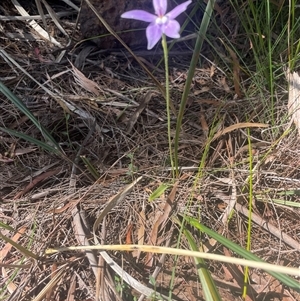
xmin=0 ymin=127 xmax=61 ymax=155
xmin=183 ymin=227 xmax=222 ymax=301
xmin=174 ymin=0 xmax=216 ymax=173
xmin=0 ymin=81 xmax=62 ymax=155
xmin=183 ymin=215 xmax=300 ymax=292
xmin=148 ymin=183 xmax=170 ymax=202
xmin=0 ymin=222 xmax=15 ymax=231
xmin=81 ymin=155 xmax=100 ymax=180
xmin=149 ymin=275 xmax=156 ymax=286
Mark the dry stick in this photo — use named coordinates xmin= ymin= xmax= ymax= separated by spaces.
xmin=237 ymin=203 xmax=300 ymax=251
xmin=83 ymin=0 xmax=177 ymax=116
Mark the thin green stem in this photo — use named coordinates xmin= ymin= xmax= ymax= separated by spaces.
xmin=242 ymin=128 xmax=253 ymax=299
xmin=266 ymin=1 xmax=275 ymax=124
xmin=162 ymin=34 xmax=175 ymax=179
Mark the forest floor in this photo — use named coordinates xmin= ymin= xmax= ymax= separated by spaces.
xmin=0 ymin=0 xmax=299 ymax=300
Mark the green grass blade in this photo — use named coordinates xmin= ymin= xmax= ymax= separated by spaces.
xmin=148 ymin=183 xmax=170 ymax=202
xmin=0 ymin=232 xmax=38 ymax=260
xmin=256 ymin=190 xmax=300 ymax=208
xmin=80 ymin=155 xmax=100 ymax=180
xmin=183 ymin=215 xmax=300 ymax=292
xmin=0 ymin=81 xmax=62 ymax=154
xmin=0 ymin=222 xmax=15 ymax=231
xmin=183 ymin=227 xmax=222 ymax=301
xmin=174 ymin=0 xmax=216 ymax=174
xmin=264 ymin=198 xmax=300 ymax=208
xmin=243 ymin=129 xmax=254 ymax=298
xmin=0 ymin=127 xmax=60 ymax=155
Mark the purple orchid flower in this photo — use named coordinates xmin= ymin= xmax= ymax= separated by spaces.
xmin=121 ymin=0 xmax=192 ymax=50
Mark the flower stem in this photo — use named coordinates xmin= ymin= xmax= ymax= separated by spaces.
xmin=162 ymin=34 xmax=175 ymax=179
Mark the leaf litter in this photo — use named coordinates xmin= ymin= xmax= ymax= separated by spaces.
xmin=0 ymin=0 xmax=299 ymax=300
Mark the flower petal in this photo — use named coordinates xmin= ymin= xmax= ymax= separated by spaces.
xmin=153 ymin=0 xmax=167 ymax=16
xmin=163 ymin=20 xmax=180 ymax=39
xmin=146 ymin=23 xmax=163 ymax=49
xmin=167 ymin=0 xmax=192 ymax=20
xmin=121 ymin=10 xmax=156 ymax=22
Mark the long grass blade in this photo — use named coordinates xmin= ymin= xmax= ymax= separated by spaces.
xmin=0 ymin=81 xmax=62 ymax=155
xmin=0 ymin=232 xmax=38 ymax=260
xmin=174 ymin=0 xmax=216 ymax=174
xmin=0 ymin=127 xmax=61 ymax=155
xmin=184 ymin=227 xmax=222 ymax=301
xmin=183 ymin=215 xmax=300 ymax=291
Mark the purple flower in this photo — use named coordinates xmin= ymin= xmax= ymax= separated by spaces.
xmin=121 ymin=0 xmax=192 ymax=50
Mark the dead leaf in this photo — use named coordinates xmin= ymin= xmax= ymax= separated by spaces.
xmin=217 ymin=38 xmax=242 ymax=97
xmin=199 ymin=110 xmax=209 ymax=136
xmin=212 ymin=122 xmax=269 ymax=142
xmin=210 ymin=64 xmax=216 ymax=77
xmin=126 ymin=223 xmax=133 ymax=245
xmin=227 ymin=46 xmax=242 ymax=98
xmin=46 ymin=262 xmax=58 ymax=301
xmin=127 ymin=91 xmax=156 ymax=133
xmin=135 ymin=209 xmax=146 ymax=260
xmin=145 ymin=182 xmax=178 ymax=267
xmin=219 ymin=76 xmax=231 ymax=93
xmin=0 ymin=226 xmax=27 ymax=260
xmin=223 ymin=248 xmax=258 ymax=300
xmin=14 ymin=147 xmax=37 ymax=156
xmin=14 ymin=168 xmax=61 ymax=199
xmin=70 ymin=60 xmax=102 ymax=95
xmin=47 ymin=200 xmax=77 ymax=214
xmin=194 ymin=86 xmax=211 ymax=95
xmin=66 ymin=274 xmax=76 ymax=301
